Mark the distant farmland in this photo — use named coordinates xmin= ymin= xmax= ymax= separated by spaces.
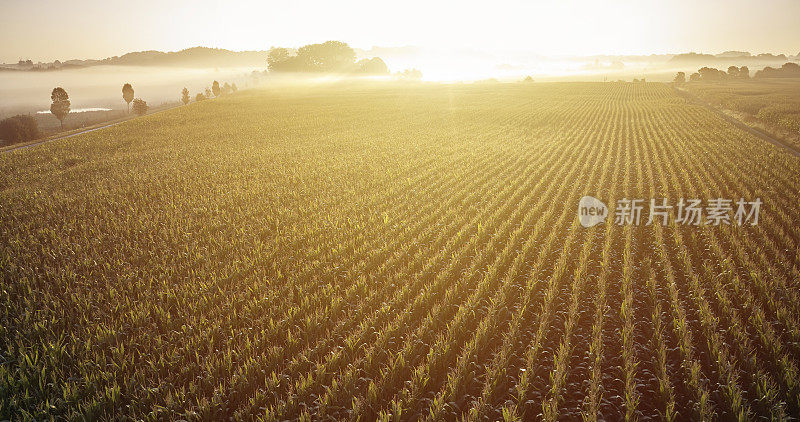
xmin=684 ymin=77 xmax=800 ymax=149
xmin=1 ymin=82 xmax=799 ymax=420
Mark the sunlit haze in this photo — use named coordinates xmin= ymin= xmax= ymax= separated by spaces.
xmin=2 ymin=0 xmax=799 ymax=63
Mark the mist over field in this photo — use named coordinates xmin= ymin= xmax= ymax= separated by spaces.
xmin=0 ymin=65 xmax=258 ymax=117
xmin=3 ymin=48 xmax=794 ymax=120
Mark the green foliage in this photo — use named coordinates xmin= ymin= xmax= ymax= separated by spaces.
xmin=131 ymin=98 xmax=148 ymax=116
xmin=49 ymin=86 xmax=70 ymax=128
xmin=1 ymin=83 xmax=799 ymax=420
xmin=181 ymin=87 xmax=190 ymax=105
xmin=268 ymin=40 xmax=387 ymax=74
xmin=122 ymin=83 xmax=134 ymax=110
xmin=0 ymin=114 xmax=39 ymax=144
xmin=755 ymin=62 xmax=800 ymax=78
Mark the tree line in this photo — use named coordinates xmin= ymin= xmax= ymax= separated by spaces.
xmin=0 ymin=79 xmax=239 ymax=145
xmin=187 ymin=80 xmax=238 ymax=103
xmin=675 ymin=62 xmax=800 ymax=83
xmin=674 ymin=66 xmax=750 ymax=83
xmin=267 ymin=41 xmax=389 ymax=74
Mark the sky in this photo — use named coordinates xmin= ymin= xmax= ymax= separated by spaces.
xmin=1 ymin=0 xmax=799 ymax=63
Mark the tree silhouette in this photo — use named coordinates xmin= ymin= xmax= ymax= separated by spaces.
xmin=181 ymin=87 xmax=190 ymax=105
xmin=755 ymin=62 xmax=800 ymax=78
xmin=674 ymin=72 xmax=685 ymax=84
xmin=122 ymin=83 xmax=134 ymax=113
xmin=297 ymin=41 xmax=355 ymax=72
xmin=212 ymin=81 xmax=221 ymax=97
xmin=698 ymin=67 xmax=727 ymax=81
xmin=267 ymin=41 xmax=362 ymax=73
xmin=356 ymin=57 xmax=389 ymax=74
xmin=205 ymin=87 xmax=212 ymax=98
xmin=738 ymin=66 xmax=750 ymax=79
xmin=267 ymin=48 xmax=292 ymax=71
xmin=50 ymin=87 xmax=70 ymax=129
xmin=195 ymin=93 xmax=206 ymax=101
xmin=222 ymin=82 xmax=232 ymax=95
xmin=132 ymin=98 xmax=148 ymax=116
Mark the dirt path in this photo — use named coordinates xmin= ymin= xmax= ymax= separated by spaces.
xmin=4 ymin=122 xmax=122 ymax=153
xmin=2 ymin=103 xmax=182 ymax=154
xmin=674 ymin=86 xmax=800 ymax=159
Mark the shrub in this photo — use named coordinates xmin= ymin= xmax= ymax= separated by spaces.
xmin=132 ymin=98 xmax=149 ymax=116
xmin=0 ymin=114 xmax=40 ymax=145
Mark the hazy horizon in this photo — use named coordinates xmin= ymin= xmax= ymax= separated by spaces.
xmin=2 ymin=0 xmax=799 ymax=64
xmin=3 ymin=44 xmax=798 ymax=66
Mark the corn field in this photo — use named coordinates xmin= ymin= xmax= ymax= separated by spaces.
xmin=1 ymin=82 xmax=799 ymax=420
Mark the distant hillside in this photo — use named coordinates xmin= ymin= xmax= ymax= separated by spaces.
xmin=100 ymin=47 xmax=268 ymax=67
xmin=715 ymin=50 xmax=751 ymax=58
xmin=2 ymin=47 xmax=269 ymax=71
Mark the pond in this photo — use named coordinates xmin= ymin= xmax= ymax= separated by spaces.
xmin=37 ymin=107 xmax=112 ymax=114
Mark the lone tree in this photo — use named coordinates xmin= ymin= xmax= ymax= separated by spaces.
xmin=674 ymin=72 xmax=686 ymax=84
xmin=122 ymin=83 xmax=134 ymax=113
xmin=132 ymin=98 xmax=148 ymax=116
xmin=212 ymin=80 xmax=221 ymax=97
xmin=50 ymin=87 xmax=71 ymax=129
xmin=181 ymin=87 xmax=190 ymax=105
